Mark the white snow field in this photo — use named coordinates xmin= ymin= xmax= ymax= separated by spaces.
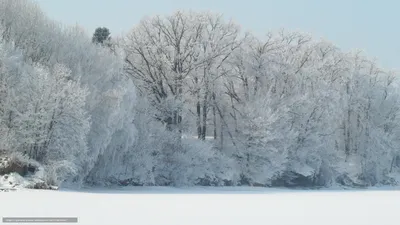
xmin=1 ymin=187 xmax=400 ymax=225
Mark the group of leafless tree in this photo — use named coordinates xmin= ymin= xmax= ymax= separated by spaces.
xmin=1 ymin=0 xmax=400 ymax=187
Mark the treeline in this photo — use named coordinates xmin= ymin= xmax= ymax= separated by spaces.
xmin=1 ymin=0 xmax=400 ymax=187
xmin=0 ymin=0 xmax=136 ymax=185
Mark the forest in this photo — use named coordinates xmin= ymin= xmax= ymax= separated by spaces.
xmin=1 ymin=0 xmax=400 ymax=189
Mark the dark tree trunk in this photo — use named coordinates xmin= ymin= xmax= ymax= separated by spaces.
xmin=212 ymin=92 xmax=217 ymax=140
xmin=195 ymin=77 xmax=202 ymax=139
xmin=201 ymin=91 xmax=208 ymax=141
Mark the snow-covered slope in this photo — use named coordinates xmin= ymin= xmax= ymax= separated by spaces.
xmin=1 ymin=187 xmax=399 ymax=225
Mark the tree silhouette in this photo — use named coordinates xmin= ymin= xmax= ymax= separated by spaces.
xmin=92 ymin=27 xmax=111 ymax=44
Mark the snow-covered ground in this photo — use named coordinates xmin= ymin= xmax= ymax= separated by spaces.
xmin=1 ymin=187 xmax=400 ymax=225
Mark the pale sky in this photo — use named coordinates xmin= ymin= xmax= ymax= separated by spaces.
xmin=34 ymin=0 xmax=400 ymax=70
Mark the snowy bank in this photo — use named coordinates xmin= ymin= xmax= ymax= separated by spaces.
xmin=0 ymin=152 xmax=57 ymax=191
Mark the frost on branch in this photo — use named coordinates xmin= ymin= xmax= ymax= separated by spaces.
xmin=1 ymin=1 xmax=400 ymax=188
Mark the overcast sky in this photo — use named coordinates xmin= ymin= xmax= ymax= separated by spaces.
xmin=35 ymin=0 xmax=400 ymax=70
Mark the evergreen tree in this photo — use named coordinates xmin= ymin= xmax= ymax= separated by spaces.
xmin=92 ymin=27 xmax=111 ymax=44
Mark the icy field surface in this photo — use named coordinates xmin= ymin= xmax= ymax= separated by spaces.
xmin=1 ymin=186 xmax=399 ymax=225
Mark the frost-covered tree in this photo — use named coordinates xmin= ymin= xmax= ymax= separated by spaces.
xmin=123 ymin=11 xmax=244 ymax=138
xmin=0 ymin=35 xmax=91 ymax=184
xmin=0 ymin=0 xmax=137 ymax=185
xmin=2 ymin=0 xmax=400 ymax=188
xmin=123 ymin=12 xmax=200 ymax=134
xmin=123 ymin=95 xmax=237 ymax=187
